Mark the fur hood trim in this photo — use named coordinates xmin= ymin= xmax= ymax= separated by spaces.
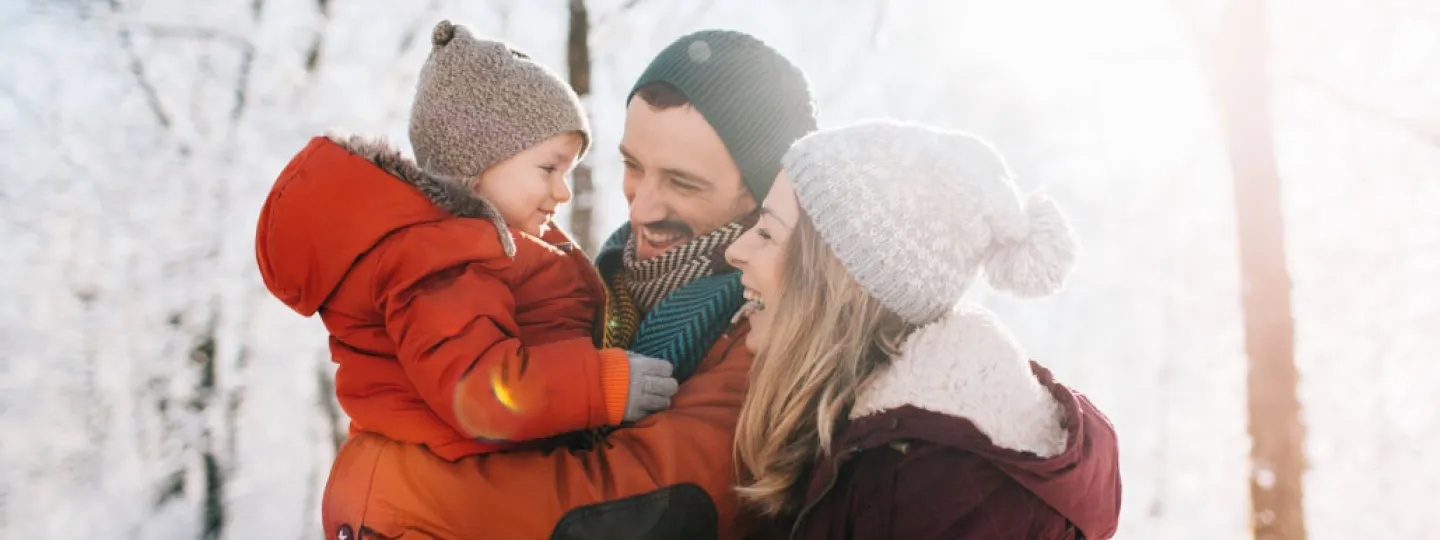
xmin=850 ymin=303 xmax=1069 ymax=458
xmin=325 ymin=133 xmax=516 ymax=257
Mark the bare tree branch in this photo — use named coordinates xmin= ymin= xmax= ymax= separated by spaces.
xmin=230 ymin=49 xmax=255 ymax=122
xmin=116 ymin=23 xmax=258 ymax=125
xmin=106 ymin=0 xmax=171 ymax=129
xmin=302 ymin=0 xmax=331 ymax=75
xmin=126 ymin=24 xmax=251 ymax=48
xmin=116 ymin=28 xmax=172 ymax=130
xmin=231 ymin=4 xmax=262 ymax=124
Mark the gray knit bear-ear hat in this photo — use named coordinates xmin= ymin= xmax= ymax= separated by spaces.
xmin=782 ymin=120 xmax=1078 ymax=325
xmin=409 ymin=20 xmax=590 ymax=181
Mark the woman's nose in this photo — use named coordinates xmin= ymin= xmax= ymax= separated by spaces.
xmin=724 ymin=232 xmax=751 ymax=269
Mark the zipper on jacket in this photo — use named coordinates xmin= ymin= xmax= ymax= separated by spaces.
xmin=788 ymin=446 xmax=861 ymax=540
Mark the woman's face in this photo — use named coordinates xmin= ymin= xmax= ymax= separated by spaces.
xmin=724 ymin=170 xmax=800 ymax=353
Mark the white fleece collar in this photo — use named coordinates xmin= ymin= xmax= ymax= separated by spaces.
xmin=850 ymin=303 xmax=1069 ymax=458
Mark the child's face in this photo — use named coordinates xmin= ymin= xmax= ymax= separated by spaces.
xmin=475 ymin=133 xmax=584 ymax=237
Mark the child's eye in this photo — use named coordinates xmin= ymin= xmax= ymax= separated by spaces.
xmin=539 ymin=165 xmax=557 ymax=174
xmin=756 ymin=227 xmax=773 ymax=241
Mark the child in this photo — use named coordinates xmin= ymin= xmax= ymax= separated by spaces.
xmin=255 ymin=20 xmax=676 ymax=460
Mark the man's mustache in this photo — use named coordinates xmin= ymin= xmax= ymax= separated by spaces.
xmin=639 ymin=219 xmax=693 ymax=239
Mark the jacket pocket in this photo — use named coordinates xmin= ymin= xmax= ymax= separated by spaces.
xmin=550 ymin=483 xmax=718 ymax=540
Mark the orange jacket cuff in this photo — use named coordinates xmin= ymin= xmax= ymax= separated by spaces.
xmin=598 ymin=348 xmax=630 ymax=425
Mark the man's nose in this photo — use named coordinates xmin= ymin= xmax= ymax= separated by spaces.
xmin=628 ymin=177 xmax=667 ymax=225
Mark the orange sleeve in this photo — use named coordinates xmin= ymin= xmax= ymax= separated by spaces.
xmin=394 ymin=328 xmax=758 ymax=539
xmin=371 ymin=221 xmax=626 ymax=442
xmin=509 ymin=229 xmax=605 ymax=344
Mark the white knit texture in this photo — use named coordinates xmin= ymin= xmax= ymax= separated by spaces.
xmin=784 ymin=120 xmax=1077 ymax=324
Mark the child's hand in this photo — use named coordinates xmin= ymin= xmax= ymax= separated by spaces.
xmin=623 ymin=352 xmax=679 ymax=422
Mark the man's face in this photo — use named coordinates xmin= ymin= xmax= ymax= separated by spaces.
xmin=620 ymin=98 xmax=755 ymax=261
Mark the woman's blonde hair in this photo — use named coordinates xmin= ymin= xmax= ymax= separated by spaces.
xmin=733 ymin=210 xmax=913 ymax=517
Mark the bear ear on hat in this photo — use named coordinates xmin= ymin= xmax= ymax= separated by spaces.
xmin=432 ymin=20 xmax=458 ymax=47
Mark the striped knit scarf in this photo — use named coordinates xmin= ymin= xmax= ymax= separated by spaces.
xmin=621 ymin=220 xmax=747 ymax=312
xmin=602 ymin=274 xmax=640 ymax=351
xmin=598 ymin=220 xmax=748 ymax=380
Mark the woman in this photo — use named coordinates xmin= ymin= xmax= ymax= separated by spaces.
xmin=725 ymin=120 xmax=1122 ymax=539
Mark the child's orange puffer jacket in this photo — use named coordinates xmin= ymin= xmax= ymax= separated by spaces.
xmin=255 ymin=135 xmax=629 ymax=461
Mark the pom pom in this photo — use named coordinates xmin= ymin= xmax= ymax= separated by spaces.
xmin=984 ymin=193 xmax=1077 ymax=297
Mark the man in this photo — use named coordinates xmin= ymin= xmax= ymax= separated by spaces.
xmin=597 ymin=29 xmax=818 ymax=389
xmin=320 ymin=30 xmax=817 ymax=540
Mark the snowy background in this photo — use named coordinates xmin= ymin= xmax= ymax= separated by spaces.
xmin=2 ymin=0 xmax=1437 ymax=538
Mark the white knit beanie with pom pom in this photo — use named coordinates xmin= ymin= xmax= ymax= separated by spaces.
xmin=781 ymin=119 xmax=1077 ymax=324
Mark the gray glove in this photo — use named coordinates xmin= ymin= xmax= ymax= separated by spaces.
xmin=623 ymin=351 xmax=679 ymax=423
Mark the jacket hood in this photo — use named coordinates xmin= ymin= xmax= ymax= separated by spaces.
xmin=844 ymin=303 xmax=1119 ymax=539
xmin=255 ymin=135 xmax=514 ymax=316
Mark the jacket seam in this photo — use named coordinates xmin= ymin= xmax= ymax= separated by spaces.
xmin=355 ymin=439 xmax=391 ymax=533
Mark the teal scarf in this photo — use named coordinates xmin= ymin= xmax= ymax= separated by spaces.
xmin=597 ymin=224 xmax=745 ymax=381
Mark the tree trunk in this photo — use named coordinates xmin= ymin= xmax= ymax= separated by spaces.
xmin=1207 ymin=1 xmax=1308 ymax=538
xmin=566 ymin=0 xmax=597 ymax=250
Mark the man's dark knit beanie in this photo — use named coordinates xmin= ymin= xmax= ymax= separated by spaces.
xmin=628 ymin=30 xmax=818 ymax=201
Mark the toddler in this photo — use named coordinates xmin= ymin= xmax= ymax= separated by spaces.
xmin=255 ymin=20 xmax=675 ymax=460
